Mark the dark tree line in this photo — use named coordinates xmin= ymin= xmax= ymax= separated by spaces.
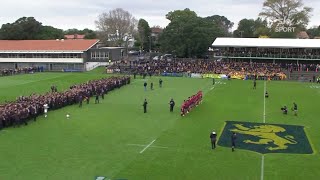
xmin=0 ymin=17 xmax=97 ymax=40
xmin=159 ymin=9 xmax=229 ymax=58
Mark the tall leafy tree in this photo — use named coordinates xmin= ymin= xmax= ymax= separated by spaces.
xmin=159 ymin=9 xmax=224 ymax=58
xmin=0 ymin=17 xmax=42 ymax=40
xmin=36 ymin=26 xmax=64 ymax=40
xmin=233 ymin=18 xmax=270 ymax=38
xmin=306 ymin=26 xmax=320 ymax=38
xmin=205 ymin=15 xmax=233 ymax=36
xmin=259 ymin=0 xmax=312 ymax=28
xmin=137 ymin=19 xmax=151 ymax=51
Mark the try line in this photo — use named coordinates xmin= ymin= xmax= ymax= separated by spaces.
xmin=261 ymin=81 xmax=267 ymax=180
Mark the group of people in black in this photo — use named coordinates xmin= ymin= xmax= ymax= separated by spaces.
xmin=0 ymin=76 xmax=130 ymax=130
xmin=0 ymin=67 xmax=41 ymax=76
xmin=281 ymin=102 xmax=298 ymax=116
xmin=142 ymin=79 xmax=175 ymax=113
xmin=210 ymin=131 xmax=237 ymax=152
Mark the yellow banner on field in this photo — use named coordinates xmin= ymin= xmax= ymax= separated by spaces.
xmin=231 ymin=75 xmax=245 ymax=79
xmin=202 ymin=74 xmax=222 ymax=79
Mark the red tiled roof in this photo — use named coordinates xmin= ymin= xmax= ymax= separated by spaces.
xmin=151 ymin=27 xmax=163 ymax=34
xmin=64 ymin=34 xmax=85 ymax=39
xmin=0 ymin=39 xmax=99 ymax=51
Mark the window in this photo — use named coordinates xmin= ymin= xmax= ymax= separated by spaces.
xmin=91 ymin=52 xmax=96 ymax=59
xmin=101 ymin=52 xmax=105 ymax=59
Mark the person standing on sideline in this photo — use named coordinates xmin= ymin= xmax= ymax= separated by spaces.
xmin=43 ymin=103 xmax=49 ymax=118
xmin=169 ymin=98 xmax=175 ymax=112
xmin=212 ymin=78 xmax=215 ymax=85
xmin=95 ymin=93 xmax=100 ymax=104
xmin=150 ymin=82 xmax=154 ymax=90
xmin=253 ymin=79 xmax=257 ymax=89
xmin=292 ymin=102 xmax=298 ymax=116
xmin=143 ymin=99 xmax=148 ymax=113
xmin=144 ymin=82 xmax=147 ymax=91
xmin=79 ymin=95 xmax=83 ymax=108
xmin=159 ymin=79 xmax=163 ymax=88
xmin=231 ymin=132 xmax=237 ymax=152
xmin=210 ymin=131 xmax=217 ymax=149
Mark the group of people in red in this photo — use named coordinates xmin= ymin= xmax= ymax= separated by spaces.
xmin=181 ymin=91 xmax=203 ymax=116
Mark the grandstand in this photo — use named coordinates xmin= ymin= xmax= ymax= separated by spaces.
xmin=0 ymin=39 xmax=125 ymax=72
xmin=212 ymin=38 xmax=320 ymax=81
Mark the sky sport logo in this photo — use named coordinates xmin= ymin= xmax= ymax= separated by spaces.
xmin=275 ymin=19 xmax=296 ymax=33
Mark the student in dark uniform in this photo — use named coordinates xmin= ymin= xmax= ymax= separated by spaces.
xmin=143 ymin=99 xmax=148 ymax=113
xmin=253 ymin=80 xmax=257 ymax=89
xmin=101 ymin=89 xmax=105 ymax=100
xmin=210 ymin=131 xmax=217 ymax=149
xmin=281 ymin=105 xmax=288 ymax=114
xmin=79 ymin=95 xmax=83 ymax=108
xmin=95 ymin=93 xmax=100 ymax=104
xmin=150 ymin=82 xmax=154 ymax=90
xmin=159 ymin=79 xmax=163 ymax=88
xmin=86 ymin=96 xmax=90 ymax=104
xmin=265 ymin=91 xmax=269 ymax=98
xmin=231 ymin=132 xmax=237 ymax=152
xmin=144 ymin=82 xmax=147 ymax=91
xmin=169 ymin=98 xmax=175 ymax=112
xmin=292 ymin=102 xmax=298 ymax=116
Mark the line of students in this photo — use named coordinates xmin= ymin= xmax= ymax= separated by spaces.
xmin=180 ymin=91 xmax=203 ymax=117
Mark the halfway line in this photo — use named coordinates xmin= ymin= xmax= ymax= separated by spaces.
xmin=261 ymin=155 xmax=265 ymax=180
xmin=139 ymin=139 xmax=156 ymax=154
xmin=263 ymin=81 xmax=266 ymax=123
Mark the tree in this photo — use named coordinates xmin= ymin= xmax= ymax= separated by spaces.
xmin=234 ymin=19 xmax=256 ymax=38
xmin=36 ymin=26 xmax=64 ymax=40
xmin=233 ymin=18 xmax=270 ymax=38
xmin=159 ymin=9 xmax=224 ymax=58
xmin=95 ymin=8 xmax=137 ymax=46
xmin=259 ymin=0 xmax=312 ymax=28
xmin=137 ymin=19 xmax=151 ymax=51
xmin=206 ymin=15 xmax=233 ymax=36
xmin=0 ymin=17 xmax=42 ymax=40
xmin=306 ymin=26 xmax=320 ymax=38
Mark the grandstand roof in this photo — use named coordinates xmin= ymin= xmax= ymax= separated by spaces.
xmin=212 ymin=38 xmax=320 ymax=48
xmin=0 ymin=39 xmax=99 ymax=52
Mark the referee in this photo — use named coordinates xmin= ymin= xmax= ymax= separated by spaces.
xmin=210 ymin=131 xmax=217 ymax=149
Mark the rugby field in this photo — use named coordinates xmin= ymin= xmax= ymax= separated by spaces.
xmin=0 ymin=69 xmax=319 ymax=180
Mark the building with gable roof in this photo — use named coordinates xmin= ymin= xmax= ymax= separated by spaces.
xmin=0 ymin=39 xmax=125 ymax=72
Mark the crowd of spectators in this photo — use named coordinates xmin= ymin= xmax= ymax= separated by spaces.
xmin=0 ymin=76 xmax=130 ymax=129
xmin=0 ymin=67 xmax=43 ymax=76
xmin=216 ymin=48 xmax=320 ymax=60
xmin=108 ymin=59 xmax=288 ymax=80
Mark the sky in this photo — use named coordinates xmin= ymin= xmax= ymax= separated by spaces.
xmin=0 ymin=0 xmax=320 ymax=31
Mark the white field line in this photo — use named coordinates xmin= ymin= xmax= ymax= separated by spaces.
xmin=261 ymin=81 xmax=267 ymax=180
xmin=261 ymin=155 xmax=265 ymax=180
xmin=139 ymin=139 xmax=156 ymax=154
xmin=127 ymin=144 xmax=169 ymax=149
xmin=263 ymin=81 xmax=266 ymax=123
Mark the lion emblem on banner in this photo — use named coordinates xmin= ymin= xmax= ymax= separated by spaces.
xmin=230 ymin=124 xmax=297 ymax=150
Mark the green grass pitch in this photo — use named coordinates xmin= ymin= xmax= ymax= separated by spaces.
xmin=0 ymin=68 xmax=319 ymax=180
